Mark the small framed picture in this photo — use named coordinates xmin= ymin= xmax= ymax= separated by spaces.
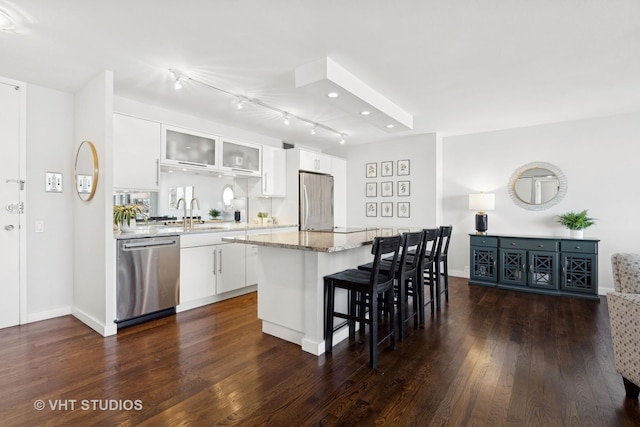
xmin=381 ymin=181 xmax=393 ymax=197
xmin=366 ymin=163 xmax=377 ymax=178
xmin=366 ymin=202 xmax=377 ymax=217
xmin=381 ymin=202 xmax=393 ymax=217
xmin=398 ymin=181 xmax=410 ymax=197
xmin=397 ymin=159 xmax=410 ymax=176
xmin=380 ymin=228 xmax=394 ymax=237
xmin=397 ymin=202 xmax=410 ymax=218
xmin=366 ymin=182 xmax=377 ymax=197
xmin=381 ymin=161 xmax=393 ymax=177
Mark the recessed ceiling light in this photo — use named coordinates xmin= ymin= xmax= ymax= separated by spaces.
xmin=360 ymin=111 xmax=371 ymax=116
xmin=386 ymin=124 xmax=395 ymax=129
xmin=327 ymin=92 xmax=339 ymax=98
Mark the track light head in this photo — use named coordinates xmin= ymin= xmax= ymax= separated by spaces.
xmin=283 ymin=113 xmax=290 ymax=126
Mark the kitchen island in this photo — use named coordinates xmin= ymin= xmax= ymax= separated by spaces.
xmin=225 ymin=228 xmax=391 ymax=355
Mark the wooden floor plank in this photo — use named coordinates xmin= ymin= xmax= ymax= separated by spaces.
xmin=1 ymin=278 xmax=639 ymax=426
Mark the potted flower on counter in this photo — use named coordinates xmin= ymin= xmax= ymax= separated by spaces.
xmin=113 ymin=204 xmax=147 ymax=232
xmin=208 ymin=208 xmax=221 ymax=220
xmin=557 ymin=209 xmax=596 ymax=239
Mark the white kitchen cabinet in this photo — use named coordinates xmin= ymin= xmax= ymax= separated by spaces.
xmin=261 ymin=146 xmax=286 ymax=196
xmin=180 ymin=245 xmax=216 ymax=303
xmin=113 ymin=114 xmax=161 ymax=191
xmin=179 ymin=231 xmax=247 ymax=310
xmin=299 ymin=149 xmax=332 ymax=174
xmin=220 ymin=137 xmax=261 ymax=176
xmin=161 ymin=124 xmax=219 ymax=171
xmin=214 ymin=242 xmax=247 ymax=293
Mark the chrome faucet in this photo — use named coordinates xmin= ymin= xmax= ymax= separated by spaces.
xmin=176 ymin=198 xmax=187 ymax=229
xmin=189 ymin=197 xmax=200 ymax=229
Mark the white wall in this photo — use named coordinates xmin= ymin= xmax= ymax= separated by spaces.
xmin=442 ymin=111 xmax=640 ymax=294
xmin=329 ymin=133 xmax=440 ymax=228
xmin=26 ymin=85 xmax=75 ymax=322
xmin=72 ymin=70 xmax=116 ymax=336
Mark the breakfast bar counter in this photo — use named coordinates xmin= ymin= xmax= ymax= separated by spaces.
xmin=225 ymin=228 xmax=393 ymax=355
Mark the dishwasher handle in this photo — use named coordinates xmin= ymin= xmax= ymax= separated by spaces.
xmin=122 ymin=239 xmax=178 ymax=250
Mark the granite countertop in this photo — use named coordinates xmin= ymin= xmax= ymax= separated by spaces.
xmin=114 ymin=222 xmax=298 ymax=239
xmin=224 ymin=227 xmax=424 ymax=253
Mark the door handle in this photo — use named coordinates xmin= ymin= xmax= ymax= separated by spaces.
xmin=4 ymin=225 xmax=15 ymax=231
xmin=6 ymin=179 xmax=25 ymax=190
xmin=219 ymin=249 xmax=222 ymax=274
xmin=213 ymin=250 xmax=217 ymax=275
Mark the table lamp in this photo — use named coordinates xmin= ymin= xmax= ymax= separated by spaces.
xmin=469 ymin=193 xmax=495 ymax=234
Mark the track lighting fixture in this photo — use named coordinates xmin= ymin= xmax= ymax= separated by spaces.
xmin=168 ymin=69 xmax=348 ymax=143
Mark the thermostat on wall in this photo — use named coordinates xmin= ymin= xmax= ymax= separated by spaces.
xmin=45 ymin=172 xmax=63 ymax=193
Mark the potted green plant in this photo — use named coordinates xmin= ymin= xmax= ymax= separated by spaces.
xmin=257 ymin=211 xmax=268 ymax=225
xmin=557 ymin=209 xmax=596 ymax=238
xmin=113 ymin=204 xmax=146 ymax=232
xmin=208 ymin=208 xmax=221 ymax=220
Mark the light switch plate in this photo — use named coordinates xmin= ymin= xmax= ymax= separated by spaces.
xmin=45 ymin=172 xmax=63 ymax=192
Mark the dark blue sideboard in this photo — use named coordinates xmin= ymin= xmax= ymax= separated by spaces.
xmin=469 ymin=234 xmax=599 ymax=300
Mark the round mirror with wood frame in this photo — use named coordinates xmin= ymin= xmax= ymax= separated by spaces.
xmin=74 ymin=140 xmax=99 ymax=201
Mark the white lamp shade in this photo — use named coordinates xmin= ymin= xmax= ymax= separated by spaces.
xmin=469 ymin=193 xmax=495 ymax=211
xmin=231 ymin=198 xmax=246 ymax=210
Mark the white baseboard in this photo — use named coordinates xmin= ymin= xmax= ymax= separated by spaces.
xmin=26 ymin=306 xmax=72 ymax=324
xmin=177 ymin=285 xmax=257 ymax=313
xmin=71 ymin=307 xmax=117 ymax=337
xmin=451 ymin=270 xmax=612 ymax=297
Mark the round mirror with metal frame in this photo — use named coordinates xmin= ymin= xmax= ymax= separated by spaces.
xmin=74 ymin=140 xmax=99 ymax=201
xmin=508 ymin=161 xmax=567 ymax=211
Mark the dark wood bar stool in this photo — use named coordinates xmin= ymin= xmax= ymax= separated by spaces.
xmin=324 ymin=235 xmax=402 ymax=368
xmin=424 ymin=225 xmax=453 ymax=308
xmin=412 ymin=228 xmax=438 ymax=322
xmin=357 ymin=230 xmax=424 ymax=341
xmin=437 ymin=225 xmax=453 ymax=304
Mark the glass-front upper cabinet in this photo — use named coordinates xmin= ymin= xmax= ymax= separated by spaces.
xmin=220 ymin=137 xmax=261 ymax=176
xmin=161 ymin=125 xmax=219 ymax=170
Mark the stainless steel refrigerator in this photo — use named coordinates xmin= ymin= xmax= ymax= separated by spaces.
xmin=299 ymin=172 xmax=334 ymax=231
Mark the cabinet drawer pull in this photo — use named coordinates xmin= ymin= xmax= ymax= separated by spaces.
xmin=481 ymin=240 xmax=486 ymax=243
xmin=575 ymin=246 xmax=581 ymax=249
xmin=511 ymin=243 xmax=516 ymax=246
xmin=538 ymin=244 xmax=544 ymax=248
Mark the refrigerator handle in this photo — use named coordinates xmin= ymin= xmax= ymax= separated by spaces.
xmin=303 ymin=184 xmax=309 ymax=229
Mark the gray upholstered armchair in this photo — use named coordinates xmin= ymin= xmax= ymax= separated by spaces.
xmin=608 ymin=253 xmax=640 ymax=400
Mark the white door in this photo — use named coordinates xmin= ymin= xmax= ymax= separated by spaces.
xmin=0 ymin=79 xmax=24 ymax=329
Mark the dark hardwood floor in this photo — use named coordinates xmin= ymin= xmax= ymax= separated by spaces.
xmin=1 ymin=277 xmax=639 ymax=426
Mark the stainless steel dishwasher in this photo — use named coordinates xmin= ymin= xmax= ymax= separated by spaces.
xmin=116 ymin=235 xmax=180 ymax=327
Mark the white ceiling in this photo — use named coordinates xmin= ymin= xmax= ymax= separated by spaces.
xmin=1 ymin=0 xmax=640 ymax=149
